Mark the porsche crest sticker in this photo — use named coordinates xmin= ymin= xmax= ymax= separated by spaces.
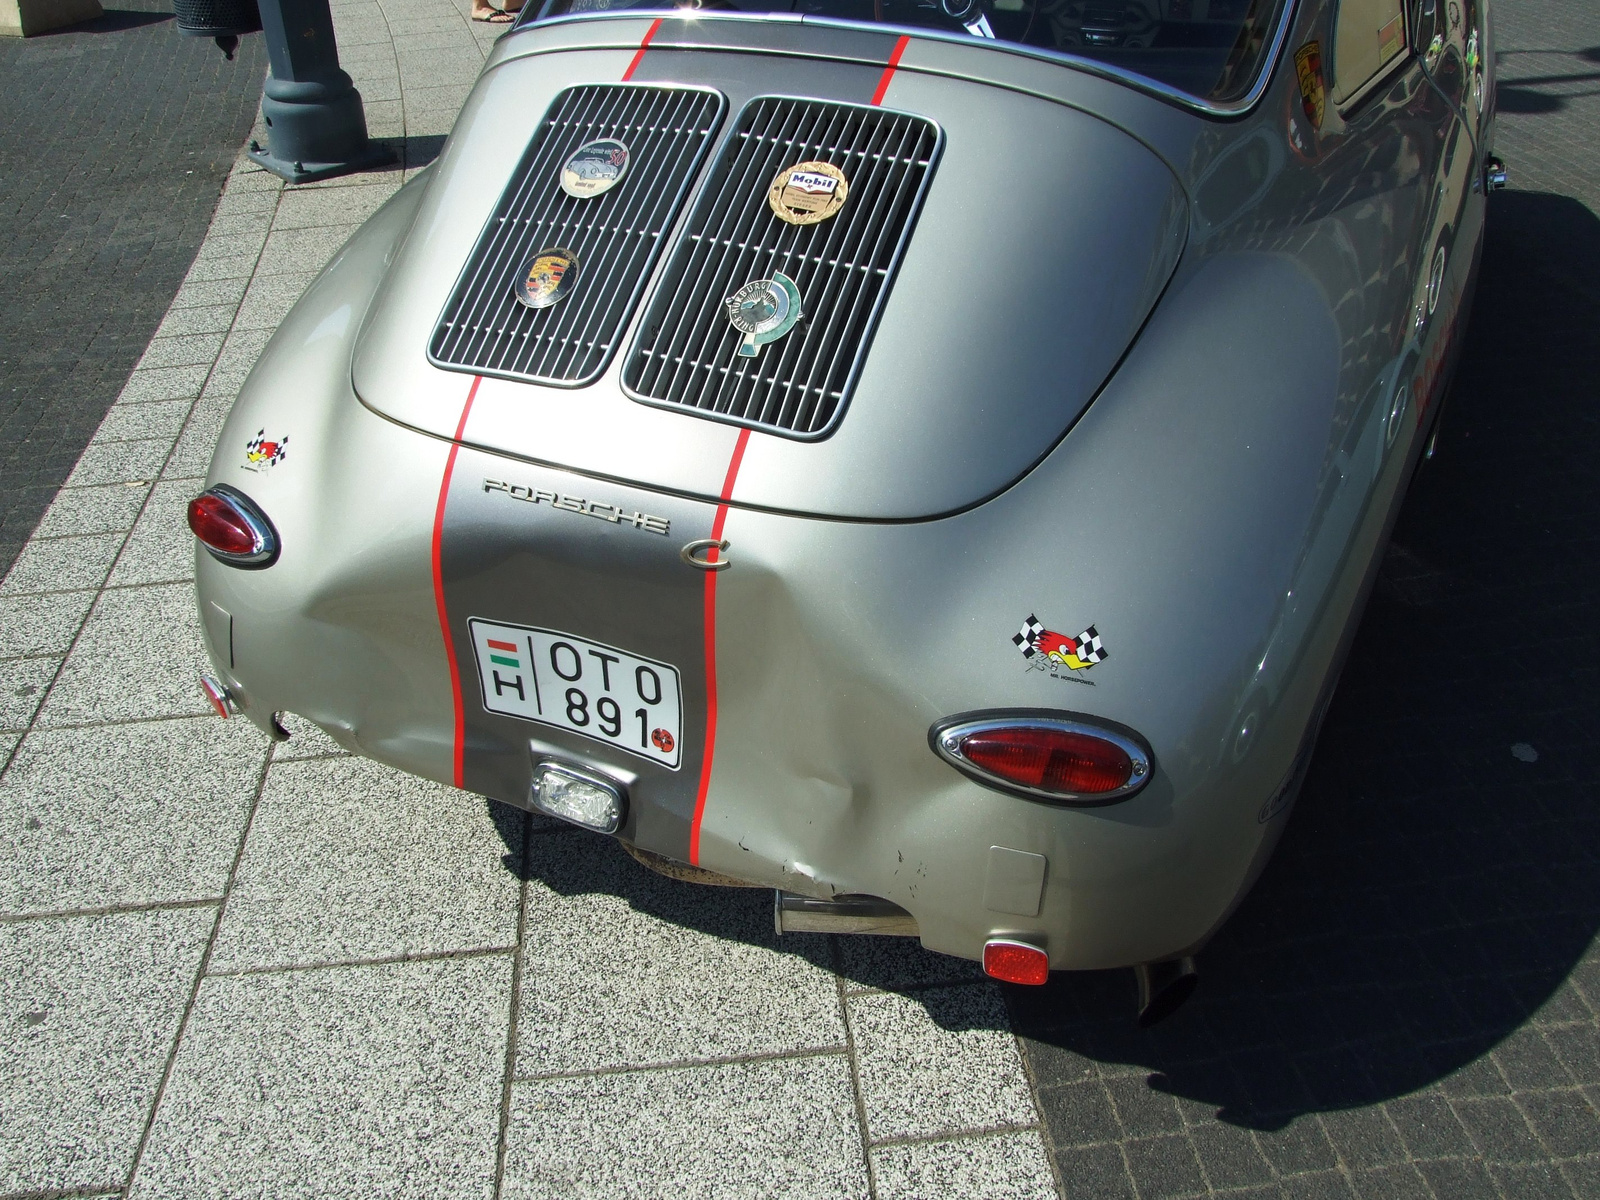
xmin=768 ymin=161 xmax=849 ymax=226
xmin=1014 ymin=614 xmax=1107 ymax=684
xmin=560 ymin=138 xmax=629 ymax=199
xmin=515 ymin=248 xmax=578 ymax=309
xmin=725 ymin=271 xmax=802 ymax=358
xmin=1294 ymin=42 xmax=1325 ymax=129
xmin=243 ymin=429 xmax=287 ymax=472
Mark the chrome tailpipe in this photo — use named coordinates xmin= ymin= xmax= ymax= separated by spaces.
xmin=774 ymin=891 xmax=919 ymax=937
xmin=1134 ymin=957 xmax=1199 ymax=1027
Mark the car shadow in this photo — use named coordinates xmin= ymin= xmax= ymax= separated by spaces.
xmin=485 ymin=191 xmax=1600 ymax=1114
xmin=367 ymin=133 xmax=448 ymax=174
xmin=1004 ymin=190 xmax=1600 ymax=1129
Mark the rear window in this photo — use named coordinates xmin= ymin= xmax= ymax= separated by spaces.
xmin=525 ymin=0 xmax=1291 ymax=107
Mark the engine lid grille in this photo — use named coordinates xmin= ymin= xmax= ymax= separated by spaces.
xmin=429 ymin=84 xmax=725 ymax=387
xmin=622 ymin=98 xmax=941 ymax=439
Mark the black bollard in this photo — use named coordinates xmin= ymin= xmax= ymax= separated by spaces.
xmin=245 ymin=0 xmax=394 ymax=183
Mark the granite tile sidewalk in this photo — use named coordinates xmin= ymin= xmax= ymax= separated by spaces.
xmin=0 ymin=0 xmax=1057 ymax=1196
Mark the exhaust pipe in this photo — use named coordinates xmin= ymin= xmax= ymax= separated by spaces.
xmin=1134 ymin=957 xmax=1198 ymax=1027
xmin=774 ymin=892 xmax=918 ymax=937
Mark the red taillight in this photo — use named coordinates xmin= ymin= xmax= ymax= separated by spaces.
xmin=187 ymin=486 xmax=277 ymax=567
xmin=931 ymin=712 xmax=1151 ymax=804
xmin=961 ymin=727 xmax=1132 ymax=794
xmin=983 ymin=939 xmax=1050 ymax=986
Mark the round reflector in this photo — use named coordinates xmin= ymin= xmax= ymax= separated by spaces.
xmin=930 ymin=711 xmax=1152 ymax=805
xmin=187 ymin=485 xmax=278 ymax=567
xmin=983 ymin=939 xmax=1050 ymax=986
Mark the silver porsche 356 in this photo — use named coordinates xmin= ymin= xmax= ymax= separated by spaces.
xmin=190 ymin=0 xmax=1501 ymax=1022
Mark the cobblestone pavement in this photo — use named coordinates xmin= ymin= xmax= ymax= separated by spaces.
xmin=1007 ymin=0 xmax=1600 ymax=1195
xmin=0 ymin=0 xmax=268 ymax=580
xmin=2 ymin=0 xmax=1598 ymax=1197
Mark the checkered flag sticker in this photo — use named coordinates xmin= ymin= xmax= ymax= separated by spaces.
xmin=1013 ymin=615 xmax=1046 ymax=659
xmin=1073 ymin=625 xmax=1107 ymax=665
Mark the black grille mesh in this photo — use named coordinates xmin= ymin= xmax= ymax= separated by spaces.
xmin=623 ymin=99 xmax=940 ymax=438
xmin=429 ymin=85 xmax=725 ymax=386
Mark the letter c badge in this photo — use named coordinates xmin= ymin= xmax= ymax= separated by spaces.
xmin=680 ymin=538 xmax=731 ymax=571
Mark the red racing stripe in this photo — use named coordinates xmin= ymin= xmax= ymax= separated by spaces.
xmin=687 ymin=33 xmax=908 ymax=863
xmin=432 ymin=375 xmax=481 ymax=789
xmin=621 ymin=17 xmax=663 ymax=81
xmin=688 ymin=427 xmax=750 ymax=865
xmin=870 ymin=35 xmax=910 ymax=106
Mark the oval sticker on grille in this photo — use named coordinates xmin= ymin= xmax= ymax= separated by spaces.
xmin=768 ymin=161 xmax=849 ymax=226
xmin=560 ymin=138 xmax=630 ymax=199
xmin=725 ymin=271 xmax=802 ymax=358
xmin=514 ymin=248 xmax=579 ymax=309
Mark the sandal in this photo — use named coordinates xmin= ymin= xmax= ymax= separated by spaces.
xmin=472 ymin=5 xmax=514 ymax=20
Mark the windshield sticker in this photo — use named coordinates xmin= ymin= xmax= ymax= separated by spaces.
xmin=1014 ymin=614 xmax=1107 ymax=685
xmin=560 ymin=138 xmax=629 ymax=199
xmin=514 ymin=247 xmax=579 ymax=309
xmin=725 ymin=272 xmax=802 ymax=358
xmin=243 ymin=430 xmax=287 ymax=472
xmin=768 ymin=161 xmax=849 ymax=226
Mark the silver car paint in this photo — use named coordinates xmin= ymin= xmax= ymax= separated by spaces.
xmin=353 ymin=44 xmax=1190 ymax=519
xmin=196 ymin=0 xmax=1492 ymax=970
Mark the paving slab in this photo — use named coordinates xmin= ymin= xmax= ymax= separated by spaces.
xmin=232 ymin=271 xmax=320 ymax=332
xmin=0 ymin=532 xmax=124 ymax=597
xmin=254 ymin=224 xmax=366 ymax=277
xmin=268 ymin=710 xmax=352 ymax=760
xmin=0 ymin=716 xmax=267 ymax=914
xmin=94 ymin=400 xmax=194 ymax=445
xmin=63 ymin=437 xmax=171 ymax=489
xmin=849 ymin=983 xmax=1037 ymax=1143
xmin=32 ymin=483 xmax=151 ymax=541
xmin=165 ymin=391 xmax=242 ymax=481
xmin=871 ymin=1130 xmax=1058 ymax=1200
xmin=516 ymin=830 xmax=842 ymax=1076
xmin=209 ymin=755 xmax=522 ymax=971
xmin=0 ymin=657 xmax=58 ymax=732
xmin=501 ymin=1055 xmax=869 ymax=1200
xmin=134 ymin=333 xmax=229 ymax=374
xmin=115 ymin=364 xmax=212 ymax=404
xmin=0 ymin=906 xmax=213 ymax=1196
xmin=129 ymin=954 xmax=510 ymax=1200
xmin=271 ymin=181 xmax=399 ymax=230
xmin=838 ymin=934 xmax=986 ymax=994
xmin=109 ymin=481 xmax=201 ymax=588
xmin=36 ymin=582 xmax=214 ymax=727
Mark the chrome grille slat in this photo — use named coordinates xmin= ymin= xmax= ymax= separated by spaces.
xmin=623 ymin=98 xmax=940 ymax=439
xmin=430 ymin=85 xmax=725 ymax=387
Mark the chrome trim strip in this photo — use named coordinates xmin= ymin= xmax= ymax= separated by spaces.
xmin=515 ymin=6 xmax=1301 ymax=119
xmin=929 ymin=708 xmax=1154 ymax=806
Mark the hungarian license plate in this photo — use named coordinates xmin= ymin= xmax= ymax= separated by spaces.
xmin=467 ymin=619 xmax=683 ymax=769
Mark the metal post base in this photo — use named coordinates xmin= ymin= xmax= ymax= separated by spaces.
xmin=246 ymin=139 xmax=394 ymax=184
xmin=246 ymin=72 xmax=394 ymax=184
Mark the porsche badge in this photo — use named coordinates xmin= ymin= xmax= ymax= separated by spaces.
xmin=725 ymin=272 xmax=802 ymax=358
xmin=768 ymin=161 xmax=849 ymax=226
xmin=514 ymin=248 xmax=579 ymax=309
xmin=560 ymin=139 xmax=630 ymax=199
xmin=1294 ymin=42 xmax=1325 ymax=130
